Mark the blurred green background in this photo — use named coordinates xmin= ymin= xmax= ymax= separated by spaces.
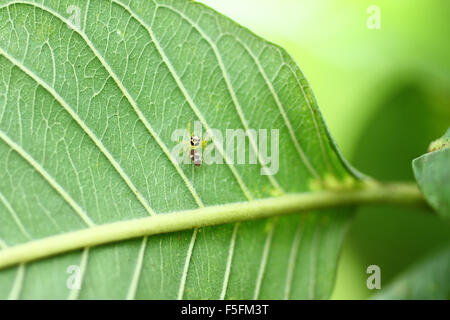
xmin=198 ymin=0 xmax=450 ymax=299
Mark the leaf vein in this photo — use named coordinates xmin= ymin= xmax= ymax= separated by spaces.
xmin=253 ymin=218 xmax=277 ymax=299
xmin=0 ymin=190 xmax=32 ymax=240
xmin=126 ymin=236 xmax=148 ymax=300
xmin=7 ymin=263 xmax=25 ymax=300
xmin=284 ymin=217 xmax=303 ymax=299
xmin=0 ymin=127 xmax=95 ymax=227
xmin=220 ymin=222 xmax=240 ymax=300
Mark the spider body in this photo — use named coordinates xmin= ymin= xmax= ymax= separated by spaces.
xmin=190 ymin=135 xmax=200 ymax=147
xmin=190 ymin=148 xmax=202 ymax=167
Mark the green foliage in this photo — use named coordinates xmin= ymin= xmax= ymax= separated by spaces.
xmin=0 ymin=0 xmax=447 ymax=301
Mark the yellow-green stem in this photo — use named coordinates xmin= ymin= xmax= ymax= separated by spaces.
xmin=0 ymin=182 xmax=428 ymax=270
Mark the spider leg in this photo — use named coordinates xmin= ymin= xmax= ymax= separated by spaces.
xmin=201 ymin=136 xmax=211 ymax=149
xmin=187 ymin=120 xmax=192 ymax=137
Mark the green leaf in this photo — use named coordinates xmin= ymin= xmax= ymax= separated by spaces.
xmin=0 ymin=0 xmax=361 ymax=299
xmin=372 ymin=244 xmax=450 ymax=300
xmin=413 ymin=128 xmax=450 ymax=218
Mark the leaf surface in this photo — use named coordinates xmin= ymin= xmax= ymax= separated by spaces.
xmin=0 ymin=0 xmax=357 ymax=299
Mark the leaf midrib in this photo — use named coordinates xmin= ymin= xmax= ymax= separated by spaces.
xmin=0 ymin=183 xmax=426 ymax=271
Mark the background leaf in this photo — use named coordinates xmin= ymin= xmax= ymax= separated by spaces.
xmin=413 ymin=128 xmax=450 ymax=219
xmin=332 ymin=79 xmax=450 ymax=298
xmin=372 ymin=244 xmax=450 ymax=300
xmin=0 ymin=0 xmax=357 ymax=299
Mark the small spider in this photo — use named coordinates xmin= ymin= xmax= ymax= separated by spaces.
xmin=180 ymin=121 xmax=210 ymax=167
